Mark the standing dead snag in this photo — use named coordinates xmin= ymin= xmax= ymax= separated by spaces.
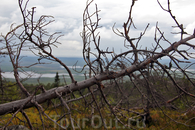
xmin=0 ymin=0 xmax=195 ymax=129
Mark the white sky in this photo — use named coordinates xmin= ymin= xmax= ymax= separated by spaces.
xmin=0 ymin=0 xmax=195 ymax=57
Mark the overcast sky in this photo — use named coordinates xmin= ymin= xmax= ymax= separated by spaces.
xmin=0 ymin=0 xmax=195 ymax=57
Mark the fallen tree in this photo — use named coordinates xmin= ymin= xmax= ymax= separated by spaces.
xmin=0 ymin=32 xmax=194 ymax=116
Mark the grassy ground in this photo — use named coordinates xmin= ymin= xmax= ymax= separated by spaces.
xmin=1 ymin=105 xmax=195 ymax=130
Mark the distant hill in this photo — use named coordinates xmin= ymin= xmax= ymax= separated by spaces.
xmin=0 ymin=56 xmax=88 ymax=84
xmin=0 ymin=56 xmax=194 ymax=84
xmin=0 ymin=56 xmax=86 ymax=73
xmin=1 ymin=56 xmax=195 ymax=73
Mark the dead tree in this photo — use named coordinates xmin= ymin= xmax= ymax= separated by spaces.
xmin=0 ymin=0 xmax=195 ymax=129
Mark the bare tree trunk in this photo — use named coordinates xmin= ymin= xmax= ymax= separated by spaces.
xmin=0 ymin=32 xmax=194 ymax=115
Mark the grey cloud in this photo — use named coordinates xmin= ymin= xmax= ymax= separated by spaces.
xmin=0 ymin=0 xmax=194 ymax=57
